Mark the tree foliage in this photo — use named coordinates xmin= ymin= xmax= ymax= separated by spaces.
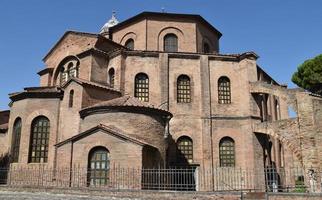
xmin=292 ymin=54 xmax=322 ymax=95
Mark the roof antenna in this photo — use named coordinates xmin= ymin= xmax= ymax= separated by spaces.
xmin=161 ymin=7 xmax=166 ymax=13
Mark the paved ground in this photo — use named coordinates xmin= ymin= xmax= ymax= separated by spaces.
xmin=0 ymin=190 xmax=140 ymax=200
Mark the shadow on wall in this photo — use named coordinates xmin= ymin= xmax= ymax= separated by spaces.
xmin=0 ymin=153 xmax=9 ymax=184
xmin=166 ymin=135 xmax=191 ymax=167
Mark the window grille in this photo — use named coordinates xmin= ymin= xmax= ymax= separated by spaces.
xmin=218 ymin=76 xmax=231 ymax=104
xmin=219 ymin=137 xmax=235 ymax=167
xmin=164 ymin=34 xmax=178 ymax=52
xmin=134 ymin=73 xmax=149 ymax=102
xmin=29 ymin=117 xmax=50 ymax=163
xmin=11 ymin=118 xmax=22 ymax=163
xmin=88 ymin=147 xmax=110 ymax=186
xmin=177 ymin=136 xmax=193 ymax=164
xmin=177 ymin=75 xmax=191 ymax=103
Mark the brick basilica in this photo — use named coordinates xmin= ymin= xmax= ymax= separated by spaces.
xmin=0 ymin=12 xmax=321 ymax=190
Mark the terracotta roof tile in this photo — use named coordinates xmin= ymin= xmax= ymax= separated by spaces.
xmin=80 ymin=95 xmax=172 ymax=118
xmin=90 ymin=95 xmax=156 ymax=109
xmin=62 ymin=77 xmax=120 ymax=93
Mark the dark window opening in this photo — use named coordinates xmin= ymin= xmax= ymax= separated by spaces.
xmin=108 ymin=68 xmax=115 ymax=88
xmin=203 ymin=43 xmax=210 ymax=53
xmin=11 ymin=118 xmax=22 ymax=163
xmin=125 ymin=39 xmax=134 ymax=50
xmin=69 ymin=90 xmax=74 ymax=108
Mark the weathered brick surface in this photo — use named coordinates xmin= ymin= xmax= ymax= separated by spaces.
xmin=1 ymin=12 xmax=322 ymax=193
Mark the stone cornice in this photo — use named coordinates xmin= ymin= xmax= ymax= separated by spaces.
xmin=37 ymin=68 xmax=54 ymax=76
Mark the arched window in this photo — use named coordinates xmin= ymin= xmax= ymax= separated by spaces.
xmin=164 ymin=34 xmax=178 ymax=52
xmin=218 ymin=76 xmax=231 ymax=104
xmin=29 ymin=116 xmax=50 ymax=163
xmin=125 ymin=39 xmax=134 ymax=50
xmin=108 ymin=68 xmax=115 ymax=88
xmin=203 ymin=43 xmax=210 ymax=53
xmin=177 ymin=75 xmax=191 ymax=103
xmin=58 ymin=57 xmax=79 ymax=85
xmin=219 ymin=137 xmax=235 ymax=167
xmin=11 ymin=118 xmax=22 ymax=163
xmin=69 ymin=90 xmax=74 ymax=108
xmin=177 ymin=136 xmax=193 ymax=164
xmin=67 ymin=62 xmax=77 ymax=79
xmin=134 ymin=73 xmax=149 ymax=102
xmin=88 ymin=147 xmax=110 ymax=186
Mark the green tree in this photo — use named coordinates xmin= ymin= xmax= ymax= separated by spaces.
xmin=292 ymin=54 xmax=322 ymax=95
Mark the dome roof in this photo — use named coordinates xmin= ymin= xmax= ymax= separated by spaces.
xmin=100 ymin=12 xmax=119 ymax=34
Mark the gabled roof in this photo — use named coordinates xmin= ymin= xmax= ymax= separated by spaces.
xmin=43 ymin=31 xmax=125 ymax=61
xmin=55 ymin=124 xmax=156 ymax=148
xmin=80 ymin=95 xmax=172 ymax=118
xmin=109 ymin=11 xmax=222 ymax=38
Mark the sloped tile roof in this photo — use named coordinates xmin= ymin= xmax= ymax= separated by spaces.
xmin=55 ymin=123 xmax=156 ymax=148
xmin=80 ymin=95 xmax=172 ymax=118
xmin=61 ymin=77 xmax=120 ymax=93
xmin=9 ymin=87 xmax=63 ymax=101
xmin=92 ymin=95 xmax=153 ymax=108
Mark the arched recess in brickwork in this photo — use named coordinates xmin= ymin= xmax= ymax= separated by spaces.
xmin=254 ymin=121 xmax=303 ymax=165
xmin=202 ymin=36 xmax=215 ymax=53
xmin=157 ymin=27 xmax=184 ymax=51
xmin=52 ymin=55 xmax=80 ymax=86
xmin=120 ymin=32 xmax=137 ymax=47
xmin=249 ymin=82 xmax=298 ymax=114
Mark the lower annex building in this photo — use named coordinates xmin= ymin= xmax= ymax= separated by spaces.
xmin=0 ymin=11 xmax=321 ymax=190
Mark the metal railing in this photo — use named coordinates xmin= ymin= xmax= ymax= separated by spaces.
xmin=0 ymin=166 xmax=319 ymax=193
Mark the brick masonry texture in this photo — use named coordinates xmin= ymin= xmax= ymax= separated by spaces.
xmin=0 ymin=12 xmax=321 ymax=192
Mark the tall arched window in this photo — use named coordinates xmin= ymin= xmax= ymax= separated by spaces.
xmin=164 ymin=34 xmax=178 ymax=52
xmin=177 ymin=136 xmax=193 ymax=164
xmin=11 ymin=118 xmax=22 ymax=163
xmin=218 ymin=76 xmax=231 ymax=104
xmin=108 ymin=68 xmax=115 ymax=88
xmin=219 ymin=137 xmax=235 ymax=167
xmin=88 ymin=147 xmax=110 ymax=186
xmin=69 ymin=90 xmax=74 ymax=108
xmin=134 ymin=73 xmax=149 ymax=102
xmin=125 ymin=39 xmax=134 ymax=50
xmin=29 ymin=116 xmax=50 ymax=163
xmin=203 ymin=43 xmax=210 ymax=53
xmin=177 ymin=75 xmax=191 ymax=103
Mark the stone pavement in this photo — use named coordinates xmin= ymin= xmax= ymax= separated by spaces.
xmin=0 ymin=190 xmax=138 ymax=200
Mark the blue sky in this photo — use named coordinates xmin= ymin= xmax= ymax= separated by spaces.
xmin=0 ymin=0 xmax=321 ymax=110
